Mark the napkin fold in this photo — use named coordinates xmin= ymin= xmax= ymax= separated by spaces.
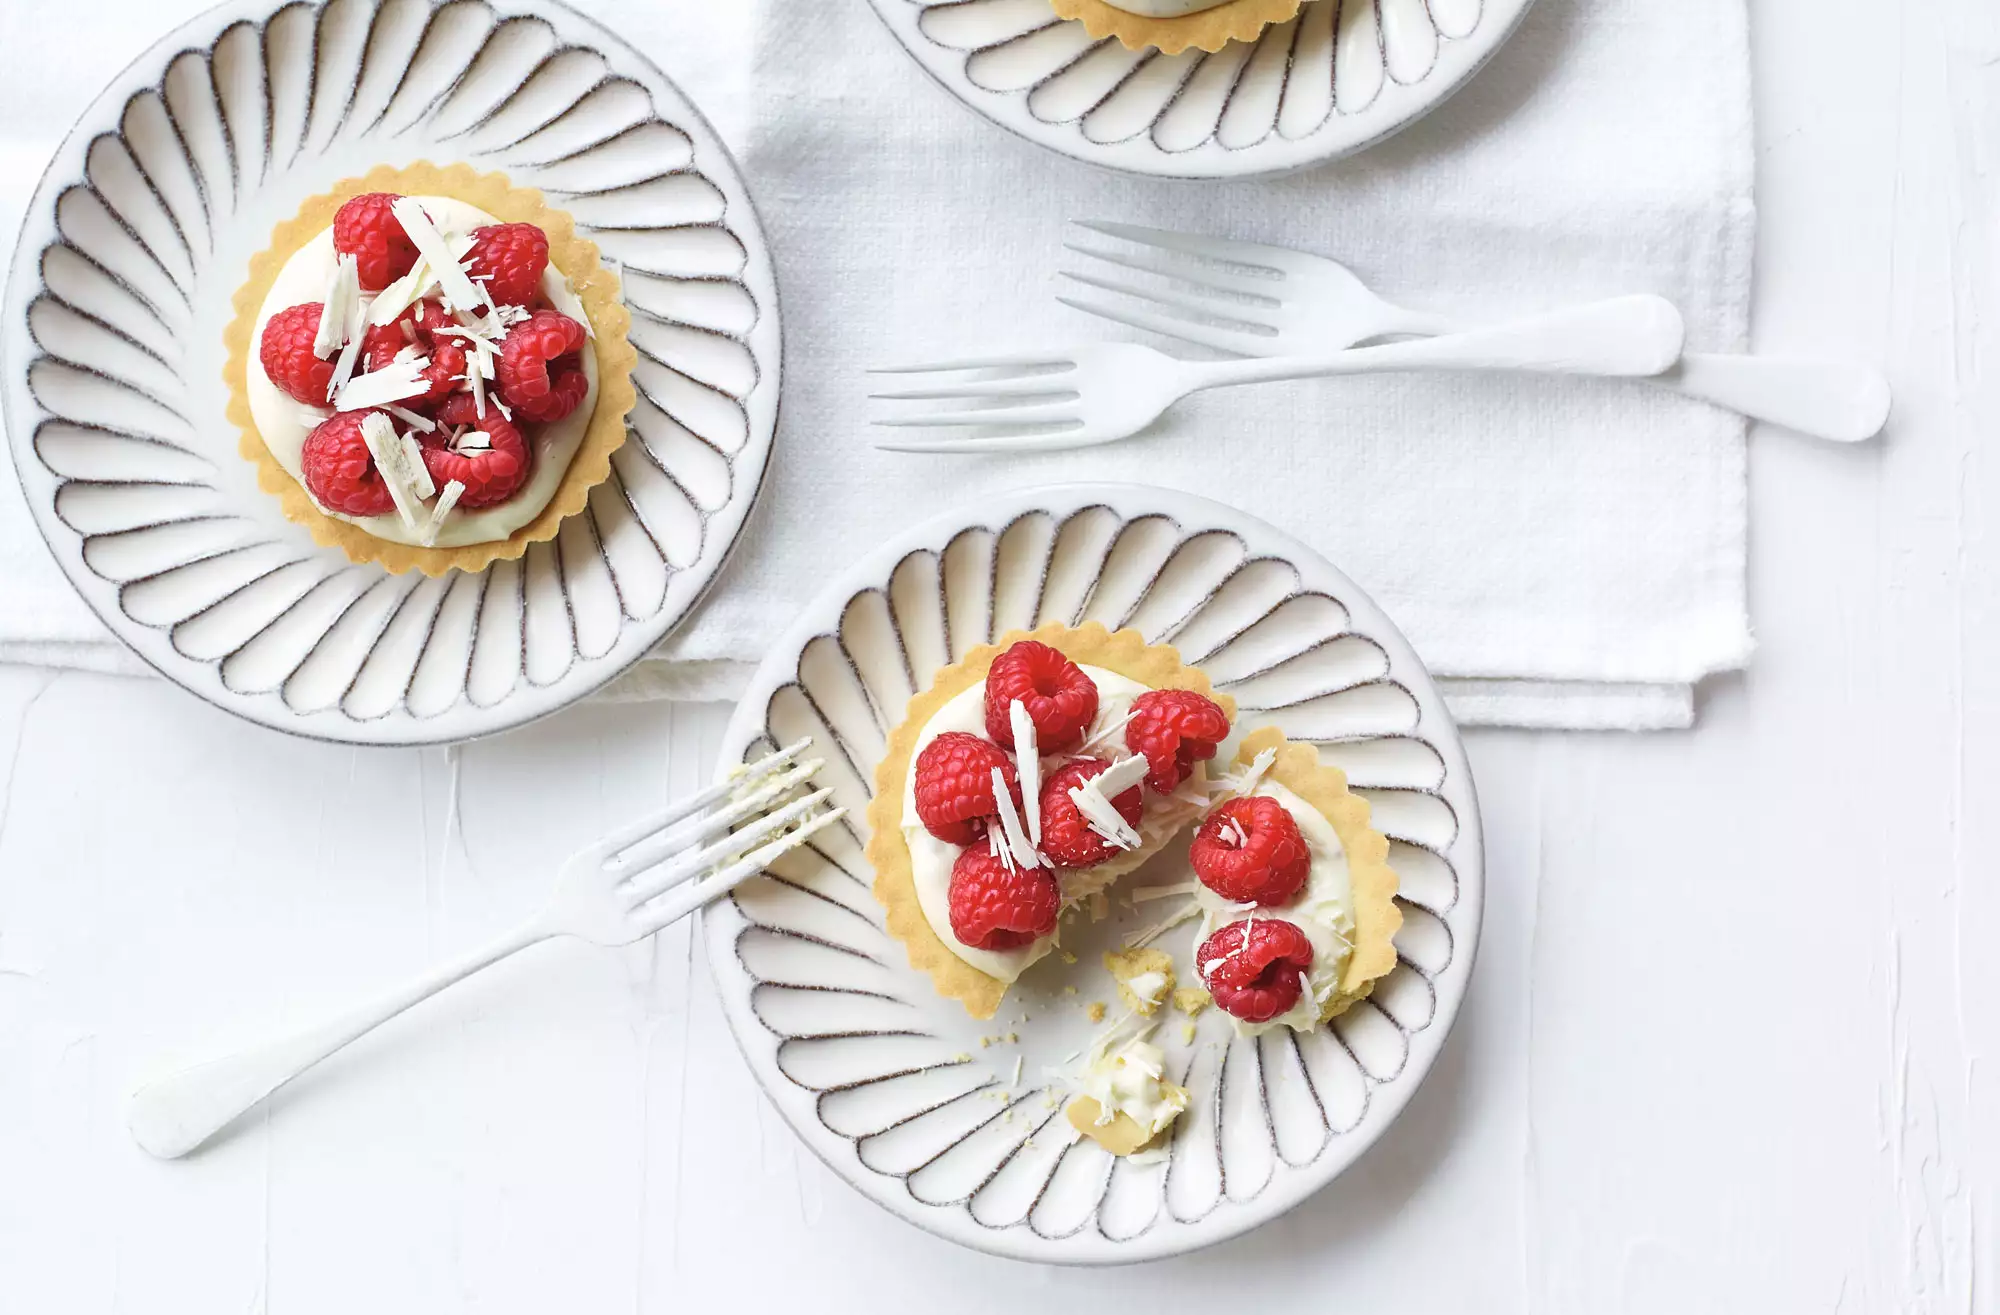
xmin=0 ymin=0 xmax=1754 ymax=731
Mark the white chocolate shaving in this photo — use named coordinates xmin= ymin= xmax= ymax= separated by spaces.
xmin=1010 ymin=700 xmax=1042 ymax=847
xmin=359 ymin=413 xmax=426 ymax=532
xmin=990 ymin=767 xmax=1041 ymax=871
xmin=1066 ymin=755 xmax=1150 ymax=852
xmin=334 ymin=356 xmax=431 ymax=412
xmin=418 ymin=480 xmax=465 ymax=547
xmin=385 ymin=404 xmax=436 ymax=433
xmin=313 ymin=254 xmax=360 ymax=359
xmin=391 ymin=197 xmax=488 ymax=313
xmin=326 ymin=267 xmax=371 ymax=401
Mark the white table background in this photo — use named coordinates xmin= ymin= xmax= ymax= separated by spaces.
xmin=1 ymin=0 xmax=1993 ymax=1309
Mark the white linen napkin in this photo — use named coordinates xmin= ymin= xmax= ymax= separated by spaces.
xmin=0 ymin=0 xmax=1753 ymax=731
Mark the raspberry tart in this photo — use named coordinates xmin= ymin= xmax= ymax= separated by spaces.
xmin=1188 ymin=727 xmax=1401 ymax=1034
xmin=224 ymin=163 xmax=637 ymax=575
xmin=1046 ymin=0 xmax=1307 ymax=55
xmin=866 ymin=623 xmax=1235 ymax=1019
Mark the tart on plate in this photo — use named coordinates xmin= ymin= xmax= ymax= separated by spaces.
xmin=1047 ymin=0 xmax=1307 ymax=54
xmin=866 ymin=623 xmax=1237 ymax=1021
xmin=224 ymin=163 xmax=638 ymax=576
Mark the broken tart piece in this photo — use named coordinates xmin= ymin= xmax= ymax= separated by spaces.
xmin=1188 ymin=727 xmax=1401 ymax=1035
xmin=865 ymin=623 xmax=1235 ymax=1019
xmin=225 ymin=163 xmax=636 ymax=575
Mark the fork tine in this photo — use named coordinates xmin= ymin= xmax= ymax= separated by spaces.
xmin=868 ymin=351 xmax=1071 ymax=375
xmin=1054 ymin=292 xmax=1275 ymax=356
xmin=620 ymin=790 xmax=836 ymax=904
xmin=1061 ymin=269 xmax=1280 ymax=334
xmin=875 ymin=428 xmax=1100 ymax=455
xmin=870 ymin=373 xmax=1077 ymax=402
xmin=871 ymin=400 xmax=1082 ymax=429
xmin=596 ymin=738 xmax=813 ymax=854
xmin=633 ymin=806 xmax=851 ymax=931
xmin=608 ymin=783 xmax=828 ymax=887
xmin=613 ymin=759 xmax=824 ymax=863
xmin=614 ymin=786 xmax=835 ymax=890
xmin=1072 ymin=219 xmax=1292 ymax=272
xmin=1064 ymin=241 xmax=1284 ymax=305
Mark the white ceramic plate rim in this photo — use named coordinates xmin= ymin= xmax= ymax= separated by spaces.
xmin=703 ymin=481 xmax=1485 ymax=1264
xmin=863 ymin=0 xmax=1539 ymax=180
xmin=0 ymin=0 xmax=782 ymax=747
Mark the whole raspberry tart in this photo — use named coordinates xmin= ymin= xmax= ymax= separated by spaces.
xmin=865 ymin=623 xmax=1234 ymax=1019
xmin=1187 ymin=726 xmax=1402 ymax=1035
xmin=1046 ymin=0 xmax=1308 ymax=55
xmin=225 ymin=163 xmax=637 ymax=575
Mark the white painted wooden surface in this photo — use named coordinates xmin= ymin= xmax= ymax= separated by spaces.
xmin=0 ymin=0 xmax=1993 ymax=1308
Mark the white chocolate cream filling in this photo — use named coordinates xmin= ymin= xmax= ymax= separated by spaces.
xmin=901 ymin=665 xmax=1203 ymax=982
xmin=1192 ymin=777 xmax=1355 ymax=1036
xmin=1100 ymin=0 xmax=1235 ymax=15
xmin=246 ymin=196 xmax=601 ymax=548
xmin=1079 ymin=1027 xmax=1187 ymax=1140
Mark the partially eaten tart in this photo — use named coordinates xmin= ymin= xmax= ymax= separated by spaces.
xmin=866 ymin=628 xmax=1402 ymax=1156
xmin=865 ymin=623 xmax=1235 ymax=1020
xmin=225 ymin=163 xmax=637 ymax=575
xmin=1047 ymin=0 xmax=1308 ymax=54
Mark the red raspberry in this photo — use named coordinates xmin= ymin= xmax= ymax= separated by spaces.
xmin=300 ymin=411 xmax=394 ymax=517
xmin=983 ymin=640 xmax=1099 ymax=754
xmin=1038 ymin=757 xmax=1143 ymax=870
xmin=462 ymin=223 xmax=549 ymax=307
xmin=496 ymin=310 xmax=590 ymax=424
xmin=424 ymin=393 xmax=534 ymax=509
xmin=1125 ymin=689 xmax=1231 ymax=793
xmin=1191 ymin=796 xmax=1311 ymax=905
xmin=911 ymin=731 xmax=1020 ymax=845
xmin=362 ymin=304 xmax=468 ymax=411
xmin=258 ymin=302 xmax=336 ymax=406
xmin=946 ymin=846 xmax=1060 ymax=952
xmin=1195 ymin=918 xmax=1315 ymax=1024
xmin=332 ymin=192 xmax=419 ymax=292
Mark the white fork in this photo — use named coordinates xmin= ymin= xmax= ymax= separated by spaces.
xmin=1062 ymin=219 xmax=1892 ymax=444
xmin=126 ymin=740 xmax=844 ymax=1160
xmin=871 ymin=294 xmax=1685 ymax=454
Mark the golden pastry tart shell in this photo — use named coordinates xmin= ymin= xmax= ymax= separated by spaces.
xmin=1048 ymin=0 xmax=1306 ymax=55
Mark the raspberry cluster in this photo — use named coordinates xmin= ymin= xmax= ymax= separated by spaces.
xmin=258 ymin=191 xmax=590 ymax=524
xmin=908 ymin=639 xmax=1231 ymax=954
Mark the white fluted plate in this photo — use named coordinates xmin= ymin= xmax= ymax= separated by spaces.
xmin=2 ymin=0 xmax=778 ymax=745
xmin=868 ymin=0 xmax=1535 ymax=178
xmin=706 ymin=483 xmax=1483 ymax=1263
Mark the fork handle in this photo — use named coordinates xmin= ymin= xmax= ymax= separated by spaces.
xmin=127 ymin=921 xmax=548 ymax=1159
xmin=1658 ymin=352 xmax=1891 ymax=442
xmin=1193 ymin=295 xmax=1687 ymax=389
xmin=1336 ymin=311 xmax=1888 ymax=441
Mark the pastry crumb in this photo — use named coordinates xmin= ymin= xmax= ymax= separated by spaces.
xmin=1172 ymin=986 xmax=1211 ymax=1018
xmin=1087 ymin=1002 xmax=1107 ymax=1024
xmin=1060 ymin=950 xmax=1078 ymax=965
xmin=1181 ymin=1021 xmax=1197 ymax=1045
xmin=1104 ymin=947 xmax=1175 ymax=1017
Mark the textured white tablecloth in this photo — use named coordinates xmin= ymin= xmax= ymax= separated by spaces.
xmin=0 ymin=0 xmax=1754 ymax=730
